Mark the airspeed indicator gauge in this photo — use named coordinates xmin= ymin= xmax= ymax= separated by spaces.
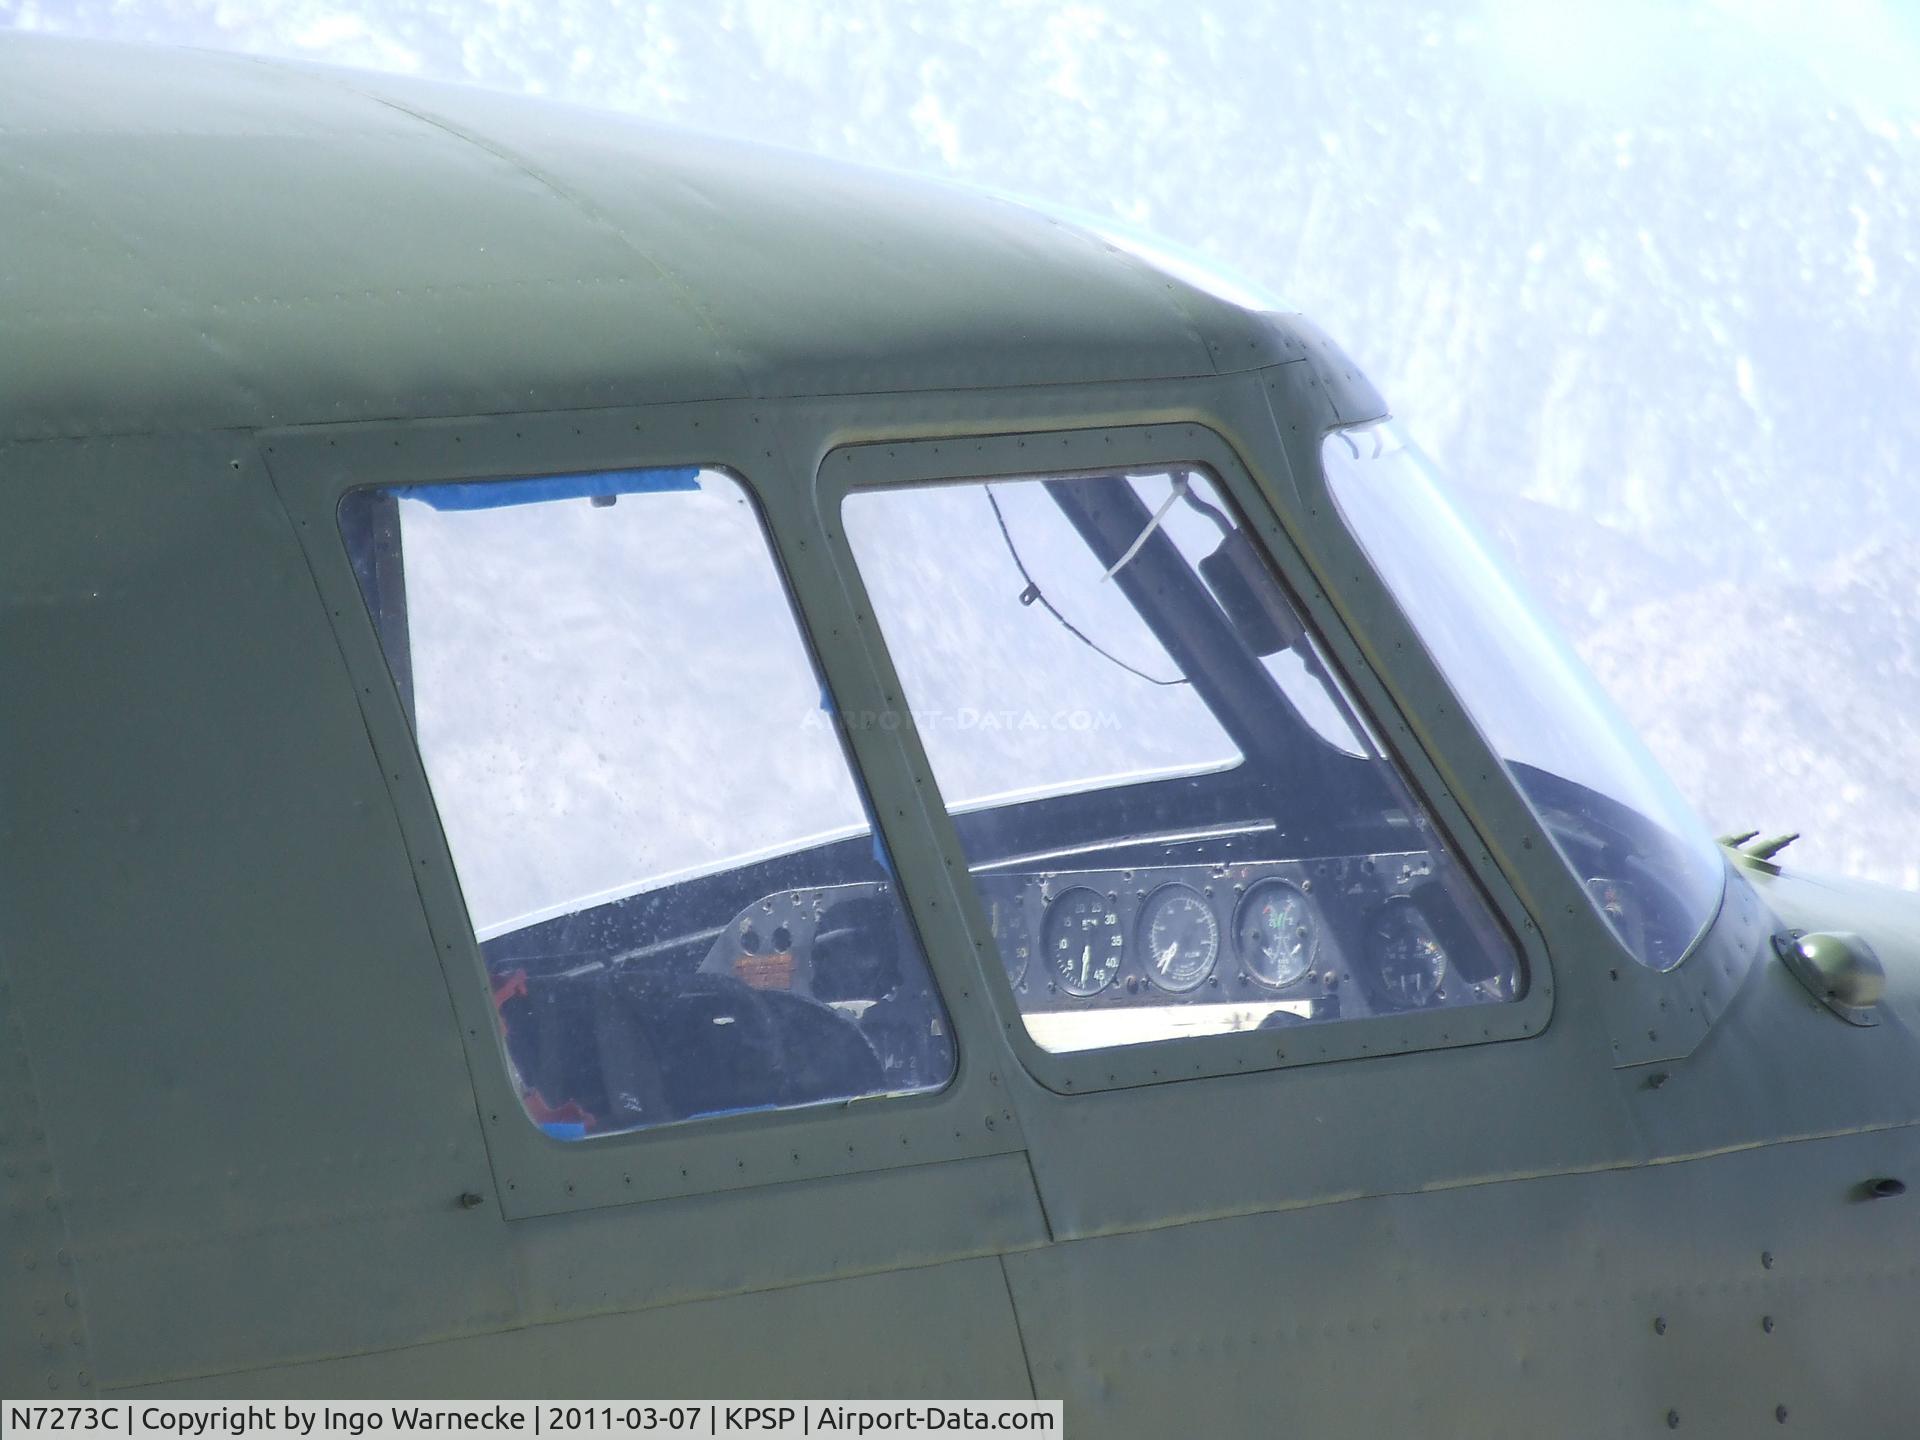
xmin=1042 ymin=886 xmax=1125 ymax=996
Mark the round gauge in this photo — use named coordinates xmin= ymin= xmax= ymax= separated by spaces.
xmin=1138 ymin=883 xmax=1220 ymax=993
xmin=1041 ymin=886 xmax=1125 ymax=997
xmin=1234 ymin=878 xmax=1317 ymax=989
xmin=1585 ymin=876 xmax=1648 ymax=958
xmin=1364 ymin=896 xmax=1448 ymax=1010
xmin=989 ymin=895 xmax=1032 ymax=988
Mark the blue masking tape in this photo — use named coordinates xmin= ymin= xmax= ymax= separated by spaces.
xmin=395 ymin=467 xmax=701 ymax=511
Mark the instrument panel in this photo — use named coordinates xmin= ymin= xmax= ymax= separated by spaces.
xmin=979 ymin=850 xmax=1516 ymax=1026
xmin=688 ymin=852 xmax=1522 ymax=1058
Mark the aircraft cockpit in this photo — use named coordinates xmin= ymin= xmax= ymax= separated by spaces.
xmin=338 ymin=427 xmax=1726 ymax=1142
xmin=15 ymin=32 xmax=1918 ymax=1418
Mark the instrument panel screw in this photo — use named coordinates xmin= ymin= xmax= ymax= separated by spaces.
xmin=1775 ymin=1405 xmax=1789 ymax=1424
xmin=1762 ymin=1315 xmax=1775 ymax=1333
xmin=1762 ymin=1251 xmax=1775 ymax=1269
xmin=1666 ymin=1410 xmax=1680 ymax=1429
xmin=458 ymin=1191 xmax=485 ymax=1210
xmin=1653 ymin=1316 xmax=1667 ymax=1335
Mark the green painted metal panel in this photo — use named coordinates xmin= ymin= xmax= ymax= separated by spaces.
xmin=1005 ymin=1125 xmax=1920 ymax=1437
xmin=0 ymin=32 xmax=1291 ymax=444
xmin=119 ymin=1258 xmax=1035 ymax=1399
xmin=0 ymin=433 xmax=510 ymax=1387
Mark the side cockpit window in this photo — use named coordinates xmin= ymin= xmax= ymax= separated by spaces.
xmin=340 ymin=467 xmax=954 ymax=1140
xmin=844 ymin=466 xmax=1524 ymax=1055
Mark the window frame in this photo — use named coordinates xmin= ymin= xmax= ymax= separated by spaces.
xmin=340 ymin=464 xmax=965 ymax=1142
xmin=819 ymin=421 xmax=1555 ymax=1097
xmin=263 ymin=406 xmax=1025 ymax=1221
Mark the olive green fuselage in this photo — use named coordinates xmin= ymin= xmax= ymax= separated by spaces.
xmin=4 ymin=32 xmax=1919 ymax=1437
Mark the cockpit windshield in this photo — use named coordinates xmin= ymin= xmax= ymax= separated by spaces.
xmin=1324 ymin=421 xmax=1726 ymax=970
